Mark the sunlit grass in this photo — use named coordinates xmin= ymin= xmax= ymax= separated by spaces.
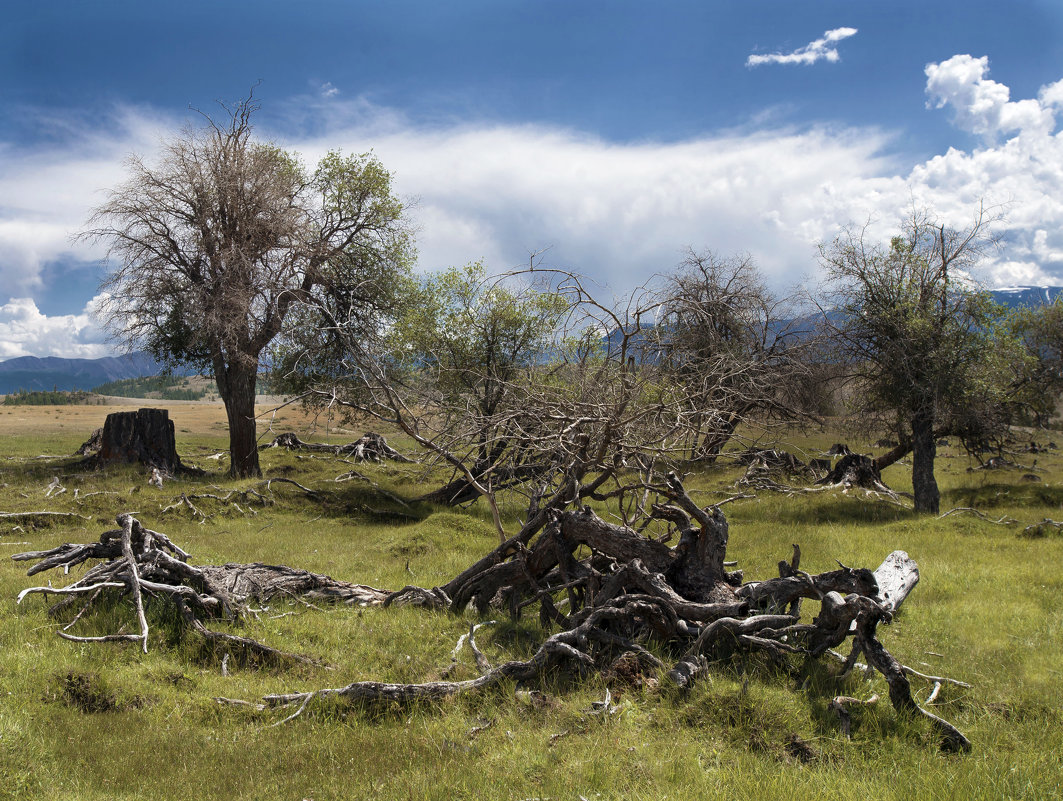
xmin=1 ymin=404 xmax=1062 ymax=799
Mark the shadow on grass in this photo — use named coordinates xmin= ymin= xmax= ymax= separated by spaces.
xmin=752 ymin=494 xmax=915 ymax=526
xmin=942 ymin=482 xmax=1063 ymax=510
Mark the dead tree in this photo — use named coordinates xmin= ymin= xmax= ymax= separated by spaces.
xmin=291 ymin=473 xmax=967 ymax=751
xmin=15 ymin=478 xmax=969 ymax=752
xmin=240 ymin=269 xmax=970 ymax=749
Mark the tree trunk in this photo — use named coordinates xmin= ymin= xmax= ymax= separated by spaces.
xmin=215 ymin=355 xmax=261 ymax=479
xmin=911 ymin=409 xmax=939 ymax=514
xmin=91 ymin=408 xmax=182 ymax=473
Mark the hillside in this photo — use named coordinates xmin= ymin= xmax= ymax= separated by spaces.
xmin=0 ymin=352 xmax=186 ymax=394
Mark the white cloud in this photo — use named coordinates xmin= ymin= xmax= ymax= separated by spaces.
xmin=3 ymin=57 xmax=1063 ymax=359
xmin=289 ymin=117 xmax=904 ymax=290
xmin=0 ymin=295 xmax=111 ymax=359
xmin=925 ymin=54 xmax=1056 ymax=139
xmin=747 ymin=27 xmax=858 ymax=68
xmin=0 ymin=105 xmax=174 ymax=298
xmin=913 ymin=55 xmax=1063 ymax=283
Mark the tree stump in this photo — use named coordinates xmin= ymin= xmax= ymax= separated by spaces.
xmin=89 ymin=408 xmax=183 ymax=474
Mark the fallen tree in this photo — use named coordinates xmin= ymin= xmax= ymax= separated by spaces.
xmin=15 ymin=472 xmax=970 ymax=752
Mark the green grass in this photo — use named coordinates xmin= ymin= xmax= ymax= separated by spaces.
xmin=1 ymin=407 xmax=1062 ymax=799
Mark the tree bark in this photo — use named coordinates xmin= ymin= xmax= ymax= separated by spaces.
xmin=911 ymin=409 xmax=939 ymax=514
xmin=215 ymin=354 xmax=261 ymax=479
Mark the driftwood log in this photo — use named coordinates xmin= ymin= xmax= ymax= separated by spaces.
xmin=14 ymin=473 xmax=969 ymax=752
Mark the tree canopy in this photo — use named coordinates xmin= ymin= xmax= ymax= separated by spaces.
xmin=85 ymin=94 xmax=414 ymax=477
xmin=818 ymin=206 xmax=1014 ymax=513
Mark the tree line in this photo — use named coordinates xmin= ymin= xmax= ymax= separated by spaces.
xmin=84 ymin=94 xmax=1063 ymax=516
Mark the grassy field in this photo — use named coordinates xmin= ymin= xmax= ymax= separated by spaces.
xmin=0 ymin=402 xmax=1061 ymax=800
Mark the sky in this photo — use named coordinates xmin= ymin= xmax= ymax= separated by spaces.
xmin=2 ymin=0 xmax=1063 ymax=359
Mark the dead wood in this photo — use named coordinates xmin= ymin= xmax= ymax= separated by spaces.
xmin=938 ymin=507 xmax=1018 ymax=526
xmin=14 ymin=470 xmax=969 ymax=752
xmin=1022 ymin=518 xmax=1063 ymax=537
xmin=0 ymin=511 xmax=90 ymax=526
xmin=260 ymin=432 xmax=412 ymax=462
xmin=830 ymin=693 xmax=879 ymax=739
xmin=83 ymin=409 xmax=189 ymax=474
xmin=14 ymin=514 xmax=388 ymax=665
xmin=258 ymin=473 xmax=966 ymax=751
xmin=75 ymin=428 xmax=103 ymax=456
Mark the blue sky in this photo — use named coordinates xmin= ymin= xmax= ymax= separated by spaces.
xmin=2 ymin=0 xmax=1063 ymax=358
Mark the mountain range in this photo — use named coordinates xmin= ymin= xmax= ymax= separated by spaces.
xmin=2 ymin=286 xmax=1061 ymax=395
xmin=0 ymin=352 xmax=182 ymax=395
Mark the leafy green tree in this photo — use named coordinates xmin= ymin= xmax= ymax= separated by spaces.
xmin=85 ymin=95 xmax=413 ymax=477
xmin=389 ymin=262 xmax=570 ymax=503
xmin=1009 ymin=298 xmax=1063 ymax=427
xmin=819 ymin=207 xmax=1014 ymax=513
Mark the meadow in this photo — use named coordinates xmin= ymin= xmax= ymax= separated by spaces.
xmin=0 ymin=400 xmax=1060 ymax=800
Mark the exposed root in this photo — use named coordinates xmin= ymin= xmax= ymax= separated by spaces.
xmin=14 ymin=514 xmax=388 ymax=665
xmin=15 ymin=471 xmax=971 ymax=752
xmin=260 ymin=432 xmax=413 ymax=462
xmin=253 ymin=473 xmax=967 ymax=750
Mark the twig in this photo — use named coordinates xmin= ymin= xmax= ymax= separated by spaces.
xmin=270 ymin=690 xmax=317 ymax=727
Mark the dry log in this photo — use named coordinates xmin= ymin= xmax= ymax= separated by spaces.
xmin=276 ymin=479 xmax=966 ymax=751
xmin=872 ymin=550 xmax=918 ymax=614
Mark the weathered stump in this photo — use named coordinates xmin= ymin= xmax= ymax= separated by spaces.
xmin=89 ymin=408 xmax=183 ymax=473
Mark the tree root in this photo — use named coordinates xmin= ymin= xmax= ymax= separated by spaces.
xmin=13 ymin=514 xmax=388 ymax=666
xmin=260 ymin=432 xmax=413 ymax=462
xmin=257 ymin=474 xmax=970 ymax=750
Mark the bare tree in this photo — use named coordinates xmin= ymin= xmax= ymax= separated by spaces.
xmin=84 ymin=93 xmax=413 ymax=477
xmin=657 ymin=250 xmax=814 ymax=461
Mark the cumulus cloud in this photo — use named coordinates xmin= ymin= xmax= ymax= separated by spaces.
xmin=0 ymin=104 xmax=174 ymax=298
xmin=915 ymin=55 xmax=1063 ymax=284
xmin=747 ymin=27 xmax=858 ymax=68
xmin=0 ymin=295 xmax=111 ymax=359
xmin=925 ymin=54 xmax=1056 ymax=139
xmin=288 ymin=116 xmax=903 ymax=290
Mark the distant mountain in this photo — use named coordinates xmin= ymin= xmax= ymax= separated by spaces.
xmin=1 ymin=286 xmax=1059 ymax=394
xmin=988 ymin=286 xmax=1063 ymax=309
xmin=0 ymin=352 xmax=189 ymax=395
